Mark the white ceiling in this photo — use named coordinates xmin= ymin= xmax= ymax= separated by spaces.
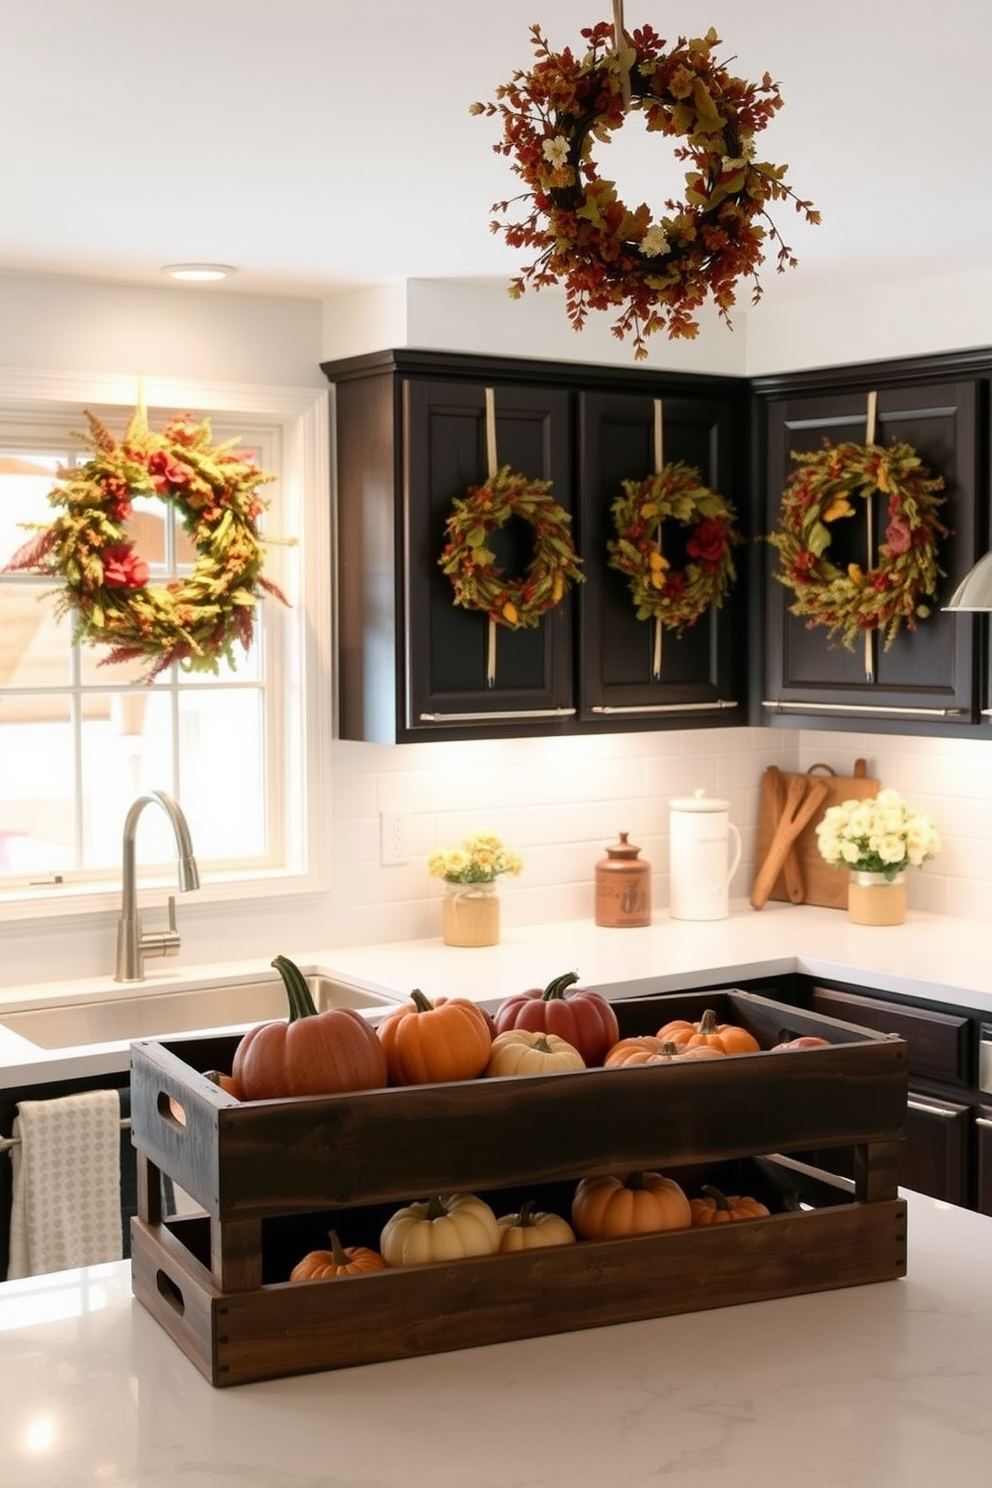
xmin=2 ymin=1 xmax=988 ymax=314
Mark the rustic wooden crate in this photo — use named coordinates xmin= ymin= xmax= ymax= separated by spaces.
xmin=128 ymin=988 xmax=909 ymax=1386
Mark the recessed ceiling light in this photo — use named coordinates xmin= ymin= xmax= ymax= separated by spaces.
xmin=161 ymin=264 xmax=236 ymax=282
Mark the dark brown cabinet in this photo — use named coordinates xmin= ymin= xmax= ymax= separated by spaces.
xmin=576 ymin=390 xmax=746 ymax=727
xmin=806 ymin=980 xmax=992 ymax=1212
xmin=754 ymin=360 xmax=987 ymax=737
xmin=323 ymin=350 xmax=749 ymax=743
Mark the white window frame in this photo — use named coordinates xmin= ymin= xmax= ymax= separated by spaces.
xmin=0 ymin=366 xmax=332 ymax=926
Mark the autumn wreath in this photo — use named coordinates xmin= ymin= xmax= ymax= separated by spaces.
xmin=4 ymin=405 xmax=286 ymax=681
xmin=767 ymin=439 xmax=949 ymax=650
xmin=607 ymin=463 xmax=743 ymax=632
xmin=471 ymin=16 xmax=820 ymax=358
xmin=438 ymin=465 xmax=584 ymax=628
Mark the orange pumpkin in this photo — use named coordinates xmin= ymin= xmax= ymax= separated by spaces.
xmin=202 ymin=1069 xmax=242 ymax=1097
xmin=376 ymin=989 xmax=493 ymax=1085
xmin=571 ymin=1170 xmax=691 ymax=1239
xmin=689 ymin=1184 xmax=770 ymax=1226
xmin=232 ymin=956 xmax=388 ymax=1100
xmin=603 ymin=1036 xmax=726 ymax=1068
xmin=289 ymin=1230 xmax=387 ymax=1280
xmin=655 ymin=1007 xmax=760 ymax=1055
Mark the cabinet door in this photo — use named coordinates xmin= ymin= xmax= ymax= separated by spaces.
xmin=903 ymin=1092 xmax=970 ymax=1205
xmin=576 ymin=390 xmax=747 ymax=728
xmin=403 ymin=379 xmax=575 ymax=740
xmin=976 ymin=1106 xmax=992 ymax=1216
xmin=762 ymin=378 xmax=981 ymax=734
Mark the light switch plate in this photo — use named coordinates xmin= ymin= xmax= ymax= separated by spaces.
xmin=379 ymin=812 xmax=410 ymax=866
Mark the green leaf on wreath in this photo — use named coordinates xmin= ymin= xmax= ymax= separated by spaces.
xmin=466 ymin=525 xmax=488 ymax=547
xmin=806 ymin=521 xmax=832 ymax=557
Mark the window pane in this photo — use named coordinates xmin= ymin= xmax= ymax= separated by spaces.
xmin=78 ymin=692 xmax=176 ymax=871
xmin=0 ymin=696 xmax=75 ymax=874
xmin=0 ymin=456 xmax=63 ymax=567
xmin=177 ymin=689 xmax=266 ymax=859
xmin=0 ymin=583 xmax=72 ymax=691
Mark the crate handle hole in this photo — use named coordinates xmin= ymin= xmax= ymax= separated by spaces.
xmin=157 ymin=1091 xmax=187 ymax=1129
xmin=156 ymin=1270 xmax=185 ymax=1316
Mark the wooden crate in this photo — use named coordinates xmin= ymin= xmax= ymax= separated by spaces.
xmin=129 ymin=989 xmax=909 ymax=1386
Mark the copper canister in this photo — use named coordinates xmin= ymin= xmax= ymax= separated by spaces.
xmin=595 ymin=832 xmax=651 ymax=928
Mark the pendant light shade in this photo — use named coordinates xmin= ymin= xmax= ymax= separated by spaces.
xmin=943 ymin=551 xmax=992 ymax=612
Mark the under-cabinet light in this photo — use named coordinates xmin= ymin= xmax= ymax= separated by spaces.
xmin=161 ymin=264 xmax=236 ymax=282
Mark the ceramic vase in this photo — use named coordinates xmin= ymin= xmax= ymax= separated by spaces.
xmin=441 ymin=882 xmax=500 ymax=947
xmin=847 ymin=870 xmax=907 ymax=926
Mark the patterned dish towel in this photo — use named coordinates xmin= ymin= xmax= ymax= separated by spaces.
xmin=8 ymin=1089 xmax=122 ymax=1278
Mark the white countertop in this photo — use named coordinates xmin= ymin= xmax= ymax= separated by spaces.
xmin=0 ymin=899 xmax=989 ymax=1087
xmin=0 ymin=1189 xmax=989 ymax=1488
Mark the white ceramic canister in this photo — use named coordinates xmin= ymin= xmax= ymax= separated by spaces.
xmin=668 ymin=789 xmax=743 ymax=921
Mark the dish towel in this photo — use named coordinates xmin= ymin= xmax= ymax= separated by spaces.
xmin=7 ymin=1090 xmax=122 ymax=1278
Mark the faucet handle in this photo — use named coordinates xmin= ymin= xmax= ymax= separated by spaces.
xmin=139 ymin=896 xmax=182 ymax=964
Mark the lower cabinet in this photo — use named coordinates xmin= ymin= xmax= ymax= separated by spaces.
xmin=805 ymin=981 xmax=991 ymax=1213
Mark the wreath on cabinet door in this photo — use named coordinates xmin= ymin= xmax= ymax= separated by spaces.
xmin=607 ymin=462 xmax=743 ymax=632
xmin=3 ymin=405 xmax=288 ymax=682
xmin=766 ymin=438 xmax=949 ymax=652
xmin=470 ymin=11 xmax=820 ymax=359
xmin=438 ymin=464 xmax=584 ymax=629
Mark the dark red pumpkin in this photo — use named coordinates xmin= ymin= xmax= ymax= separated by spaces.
xmin=232 ymin=955 xmax=388 ymax=1100
xmin=493 ymin=971 xmax=619 ymax=1066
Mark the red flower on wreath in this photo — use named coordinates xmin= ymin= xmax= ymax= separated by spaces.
xmin=101 ymin=543 xmax=149 ymax=589
xmin=686 ymin=517 xmax=729 ymax=571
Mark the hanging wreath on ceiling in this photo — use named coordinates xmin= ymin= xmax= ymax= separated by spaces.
xmin=607 ymin=463 xmax=743 ymax=631
xmin=439 ymin=464 xmax=584 ymax=629
xmin=766 ymin=437 xmax=949 ymax=653
xmin=4 ymin=405 xmax=288 ymax=682
xmin=470 ymin=9 xmax=820 ymax=359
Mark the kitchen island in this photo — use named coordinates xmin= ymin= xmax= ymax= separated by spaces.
xmin=1 ymin=1189 xmax=990 ymax=1487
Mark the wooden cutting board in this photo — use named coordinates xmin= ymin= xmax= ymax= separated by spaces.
xmin=753 ymin=760 xmax=880 ymax=910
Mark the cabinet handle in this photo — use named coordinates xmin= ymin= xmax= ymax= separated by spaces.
xmin=417 ymin=707 xmax=577 ymax=722
xmin=907 ymin=1098 xmax=960 ymax=1118
xmin=975 ymin=1117 xmax=992 ymax=1131
xmin=762 ymin=699 xmax=967 ymax=718
xmin=590 ymin=700 xmax=738 ymax=715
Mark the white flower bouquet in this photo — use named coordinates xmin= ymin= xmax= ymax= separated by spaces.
xmin=815 ymin=788 xmax=941 ymax=880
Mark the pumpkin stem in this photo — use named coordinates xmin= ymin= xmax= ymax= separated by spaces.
xmin=424 ymin=1195 xmax=448 ymax=1221
xmin=660 ymin=1042 xmax=682 ymax=1057
xmin=328 ymin=1229 xmax=350 ymax=1265
xmin=410 ymin=988 xmax=435 ymax=1014
xmin=626 ymin=1171 xmax=646 ymax=1190
xmin=697 ymin=1008 xmax=720 ymax=1035
xmin=272 ymin=955 xmax=320 ymax=1021
xmin=700 ymin=1184 xmax=731 ymax=1212
xmin=541 ymin=971 xmax=581 ymax=1001
xmin=517 ymin=1198 xmax=536 ymax=1227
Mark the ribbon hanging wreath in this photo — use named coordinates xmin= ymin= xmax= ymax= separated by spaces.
xmin=4 ymin=400 xmax=288 ymax=682
xmin=766 ymin=391 xmax=949 ymax=679
xmin=607 ymin=399 xmax=743 ymax=676
xmin=471 ymin=4 xmax=820 ymax=358
xmin=438 ymin=388 xmax=584 ymax=686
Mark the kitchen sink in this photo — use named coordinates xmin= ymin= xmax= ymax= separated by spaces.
xmin=0 ymin=973 xmax=392 ymax=1050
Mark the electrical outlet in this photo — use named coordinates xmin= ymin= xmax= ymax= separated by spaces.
xmin=379 ymin=811 xmax=410 ymax=866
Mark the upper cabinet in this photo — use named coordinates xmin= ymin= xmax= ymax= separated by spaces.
xmin=754 ymin=355 xmax=989 ymax=737
xmin=323 ymin=350 xmax=750 ymax=743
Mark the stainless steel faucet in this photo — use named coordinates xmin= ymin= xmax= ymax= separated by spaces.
xmin=114 ymin=790 xmax=200 ymax=982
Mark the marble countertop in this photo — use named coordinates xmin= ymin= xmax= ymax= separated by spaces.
xmin=1 ymin=898 xmax=990 ymax=1088
xmin=0 ymin=1189 xmax=989 ymax=1487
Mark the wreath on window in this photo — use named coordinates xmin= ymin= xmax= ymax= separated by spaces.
xmin=4 ymin=405 xmax=287 ymax=681
xmin=607 ymin=463 xmax=743 ymax=631
xmin=767 ymin=439 xmax=949 ymax=651
xmin=471 ymin=14 xmax=820 ymax=359
xmin=439 ymin=465 xmax=584 ymax=628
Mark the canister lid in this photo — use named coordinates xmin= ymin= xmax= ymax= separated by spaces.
xmin=669 ymin=788 xmax=730 ymax=813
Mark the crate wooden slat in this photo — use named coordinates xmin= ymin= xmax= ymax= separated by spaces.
xmin=128 ymin=987 xmax=910 ymax=1386
xmin=129 ymin=990 xmax=907 ymax=1219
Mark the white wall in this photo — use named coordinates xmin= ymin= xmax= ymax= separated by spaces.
xmin=0 ymin=272 xmax=990 ymax=990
